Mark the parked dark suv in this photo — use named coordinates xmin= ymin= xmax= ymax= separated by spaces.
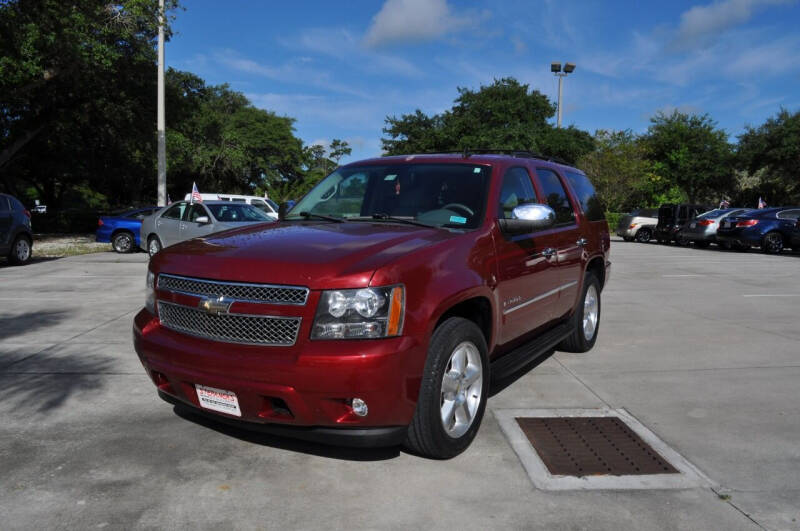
xmin=133 ymin=152 xmax=611 ymax=458
xmin=654 ymin=204 xmax=709 ymax=245
xmin=0 ymin=193 xmax=33 ymax=265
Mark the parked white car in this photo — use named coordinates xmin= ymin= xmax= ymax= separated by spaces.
xmin=182 ymin=193 xmax=279 ymax=219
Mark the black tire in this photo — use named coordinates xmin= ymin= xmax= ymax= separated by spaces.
xmin=675 ymin=234 xmax=690 ymax=246
xmin=404 ymin=317 xmax=489 ymax=459
xmin=761 ymin=231 xmax=784 ymax=254
xmin=559 ymin=273 xmax=601 ymax=353
xmin=112 ymin=231 xmax=135 ymax=253
xmin=8 ymin=234 xmax=32 ymax=265
xmin=147 ymin=235 xmax=162 ymax=258
xmin=635 ymin=228 xmax=652 ymax=243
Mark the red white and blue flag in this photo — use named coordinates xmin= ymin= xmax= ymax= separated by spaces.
xmin=757 ymin=197 xmax=766 ymax=209
xmin=191 ymin=182 xmax=202 ymax=203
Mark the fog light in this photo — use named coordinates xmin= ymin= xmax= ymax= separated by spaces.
xmin=351 ymin=398 xmax=368 ymax=417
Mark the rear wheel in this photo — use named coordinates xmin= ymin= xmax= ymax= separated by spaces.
xmin=635 ymin=228 xmax=652 ymax=243
xmin=147 ymin=235 xmax=162 ymax=258
xmin=8 ymin=235 xmax=32 ymax=265
xmin=675 ymin=234 xmax=690 ymax=246
xmin=559 ymin=273 xmax=601 ymax=353
xmin=112 ymin=231 xmax=134 ymax=253
xmin=761 ymin=232 xmax=784 ymax=254
xmin=405 ymin=317 xmax=489 ymax=459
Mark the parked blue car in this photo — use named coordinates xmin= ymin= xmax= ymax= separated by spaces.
xmin=716 ymin=207 xmax=800 ymax=254
xmin=96 ymin=206 xmax=161 ymax=253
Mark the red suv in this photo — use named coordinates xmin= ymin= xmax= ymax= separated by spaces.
xmin=133 ymin=152 xmax=610 ymax=458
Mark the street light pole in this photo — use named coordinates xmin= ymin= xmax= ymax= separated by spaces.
xmin=551 ymin=62 xmax=576 ymax=129
xmin=156 ymin=0 xmax=167 ymax=206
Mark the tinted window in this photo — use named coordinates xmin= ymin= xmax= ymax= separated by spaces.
xmin=536 ymin=169 xmax=575 ymax=225
xmin=564 ymin=171 xmax=605 ymax=221
xmin=206 ymin=203 xmax=271 ymax=222
xmin=498 ymin=167 xmax=537 ymax=219
xmin=777 ymin=210 xmax=800 ymax=220
xmin=0 ymin=196 xmax=9 ymax=212
xmin=186 ymin=204 xmax=209 ymax=222
xmin=162 ymin=203 xmax=186 ymax=220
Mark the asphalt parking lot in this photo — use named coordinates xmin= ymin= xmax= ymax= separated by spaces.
xmin=1 ymin=240 xmax=798 ymax=530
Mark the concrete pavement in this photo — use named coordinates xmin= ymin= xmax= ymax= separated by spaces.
xmin=1 ymin=242 xmax=798 ymax=530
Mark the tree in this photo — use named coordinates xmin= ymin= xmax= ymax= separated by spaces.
xmin=381 ymin=78 xmax=594 ymax=164
xmin=736 ymin=108 xmax=800 ymax=204
xmin=0 ymin=0 xmax=179 ymax=208
xmin=328 ymin=139 xmax=352 ymax=167
xmin=643 ymin=111 xmax=734 ymax=204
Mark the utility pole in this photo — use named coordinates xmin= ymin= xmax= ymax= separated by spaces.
xmin=157 ymin=0 xmax=167 ymax=206
xmin=550 ymin=62 xmax=576 ymax=128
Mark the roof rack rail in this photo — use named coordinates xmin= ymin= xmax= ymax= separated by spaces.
xmin=418 ymin=149 xmax=570 ymax=164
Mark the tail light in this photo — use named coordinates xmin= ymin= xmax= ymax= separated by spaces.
xmin=24 ymin=209 xmax=31 ymax=218
xmin=698 ymin=219 xmax=714 ymax=226
xmin=98 ymin=218 xmax=104 ymax=227
xmin=736 ymin=219 xmax=758 ymax=227
xmin=629 ymin=223 xmax=637 ymax=229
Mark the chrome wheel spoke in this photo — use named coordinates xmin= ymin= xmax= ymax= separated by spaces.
xmin=440 ymin=399 xmax=456 ymax=429
xmin=441 ymin=371 xmax=460 ymax=396
xmin=463 ymin=365 xmax=480 ymax=387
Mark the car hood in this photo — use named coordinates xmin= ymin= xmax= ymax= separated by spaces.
xmin=152 ymin=221 xmax=454 ymax=289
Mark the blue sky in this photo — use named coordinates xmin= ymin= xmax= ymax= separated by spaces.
xmin=167 ymin=0 xmax=800 ymax=163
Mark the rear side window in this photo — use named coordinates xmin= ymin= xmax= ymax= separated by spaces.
xmin=564 ymin=171 xmax=605 ymax=221
xmin=536 ymin=169 xmax=576 ymax=225
xmin=498 ymin=167 xmax=537 ymax=219
xmin=162 ymin=203 xmax=186 ymax=220
xmin=0 ymin=196 xmax=9 ymax=212
xmin=777 ymin=209 xmax=800 ymax=220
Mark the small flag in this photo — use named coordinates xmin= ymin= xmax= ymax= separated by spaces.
xmin=191 ymin=182 xmax=202 ymax=203
xmin=757 ymin=197 xmax=766 ymax=209
xmin=167 ymin=194 xmax=172 ymax=205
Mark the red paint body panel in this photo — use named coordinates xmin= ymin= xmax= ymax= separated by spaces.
xmin=133 ymin=154 xmax=610 ymax=436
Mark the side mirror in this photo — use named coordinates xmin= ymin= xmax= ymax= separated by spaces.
xmin=499 ymin=204 xmax=556 ymax=235
xmin=278 ymin=202 xmax=289 ymax=220
xmin=195 ymin=216 xmax=210 ymax=225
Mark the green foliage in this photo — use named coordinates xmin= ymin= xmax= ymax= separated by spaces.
xmin=382 ymin=78 xmax=594 ymax=164
xmin=736 ymin=108 xmax=800 ymax=204
xmin=604 ymin=212 xmax=626 ymax=230
xmin=643 ymin=111 xmax=734 ymax=203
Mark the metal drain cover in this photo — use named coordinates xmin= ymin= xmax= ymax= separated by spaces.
xmin=516 ymin=416 xmax=678 ymax=477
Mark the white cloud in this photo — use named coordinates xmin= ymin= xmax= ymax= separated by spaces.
xmin=674 ymin=0 xmax=792 ymax=48
xmin=363 ymin=0 xmax=473 ymax=48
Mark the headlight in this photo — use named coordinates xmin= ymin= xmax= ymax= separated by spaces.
xmin=145 ymin=270 xmax=156 ymax=314
xmin=312 ymin=286 xmax=404 ymax=339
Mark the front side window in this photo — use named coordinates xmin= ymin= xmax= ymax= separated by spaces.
xmin=288 ymin=163 xmax=491 ymax=230
xmin=498 ymin=167 xmax=537 ymax=220
xmin=206 ymin=203 xmax=271 ymax=222
xmin=564 ymin=171 xmax=605 ymax=221
xmin=185 ymin=204 xmax=209 ymax=222
xmin=162 ymin=203 xmax=186 ymax=220
xmin=536 ymin=169 xmax=576 ymax=225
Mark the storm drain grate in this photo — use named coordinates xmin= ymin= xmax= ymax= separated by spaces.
xmin=515 ymin=416 xmax=679 ymax=477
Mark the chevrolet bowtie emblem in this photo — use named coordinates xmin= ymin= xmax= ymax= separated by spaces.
xmin=198 ymin=296 xmax=233 ymax=315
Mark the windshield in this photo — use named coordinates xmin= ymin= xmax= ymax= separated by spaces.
xmin=287 ymin=163 xmax=491 ymax=229
xmin=206 ymin=203 xmax=272 ymax=222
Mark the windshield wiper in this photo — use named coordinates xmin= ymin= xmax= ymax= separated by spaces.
xmin=291 ymin=211 xmax=344 ymax=223
xmin=357 ymin=213 xmax=436 ymax=228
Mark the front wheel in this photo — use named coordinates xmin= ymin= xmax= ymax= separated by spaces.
xmin=404 ymin=317 xmax=489 ymax=459
xmin=559 ymin=273 xmax=601 ymax=353
xmin=147 ymin=235 xmax=162 ymax=258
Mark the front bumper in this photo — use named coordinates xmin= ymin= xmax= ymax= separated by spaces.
xmin=133 ymin=309 xmax=424 ymax=445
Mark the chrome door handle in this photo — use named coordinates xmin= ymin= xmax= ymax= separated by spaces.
xmin=542 ymin=247 xmax=556 ymax=258
xmin=576 ymin=238 xmax=588 ymax=247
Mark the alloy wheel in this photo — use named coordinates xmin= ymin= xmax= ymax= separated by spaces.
xmin=764 ymin=233 xmax=783 ymax=254
xmin=583 ymin=284 xmax=599 ymax=341
xmin=148 ymin=238 xmax=161 ymax=257
xmin=440 ymin=341 xmax=483 ymax=438
xmin=114 ymin=233 xmax=132 ymax=253
xmin=15 ymin=238 xmax=31 ymax=262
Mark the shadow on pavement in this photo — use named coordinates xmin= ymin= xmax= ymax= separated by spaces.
xmin=172 ymin=405 xmax=402 ymax=462
xmin=0 ymin=350 xmax=114 ymax=414
xmin=0 ymin=310 xmax=69 ymax=342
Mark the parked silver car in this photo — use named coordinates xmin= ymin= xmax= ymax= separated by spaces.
xmin=140 ymin=200 xmax=274 ymax=256
xmin=616 ymin=208 xmax=658 ymax=242
xmin=679 ymin=208 xmax=752 ymax=248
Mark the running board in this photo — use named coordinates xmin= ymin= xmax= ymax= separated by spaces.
xmin=490 ymin=322 xmax=573 ymax=382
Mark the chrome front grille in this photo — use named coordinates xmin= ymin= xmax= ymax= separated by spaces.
xmin=158 ymin=301 xmax=301 ymax=346
xmin=158 ymin=274 xmax=308 ymax=305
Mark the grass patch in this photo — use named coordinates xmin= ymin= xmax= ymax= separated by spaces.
xmin=33 ymin=234 xmax=111 ymax=258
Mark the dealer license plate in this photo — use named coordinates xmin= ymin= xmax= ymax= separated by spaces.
xmin=195 ymin=384 xmax=241 ymax=417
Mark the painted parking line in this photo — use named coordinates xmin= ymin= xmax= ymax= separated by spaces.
xmin=742 ymin=294 xmax=800 ymax=298
xmin=662 ymin=274 xmax=705 ymax=278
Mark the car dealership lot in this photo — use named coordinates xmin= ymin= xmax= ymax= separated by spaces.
xmin=1 ymin=242 xmax=798 ymax=530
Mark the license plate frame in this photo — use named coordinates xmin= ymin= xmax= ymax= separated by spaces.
xmin=195 ymin=384 xmax=241 ymax=417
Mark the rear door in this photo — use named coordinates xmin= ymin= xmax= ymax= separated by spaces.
xmin=179 ymin=203 xmax=216 ymax=242
xmin=156 ymin=202 xmax=186 ymax=246
xmin=534 ymin=168 xmax=583 ymax=320
xmin=0 ymin=195 xmax=12 ymax=250
xmin=493 ymin=166 xmax=562 ymax=343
